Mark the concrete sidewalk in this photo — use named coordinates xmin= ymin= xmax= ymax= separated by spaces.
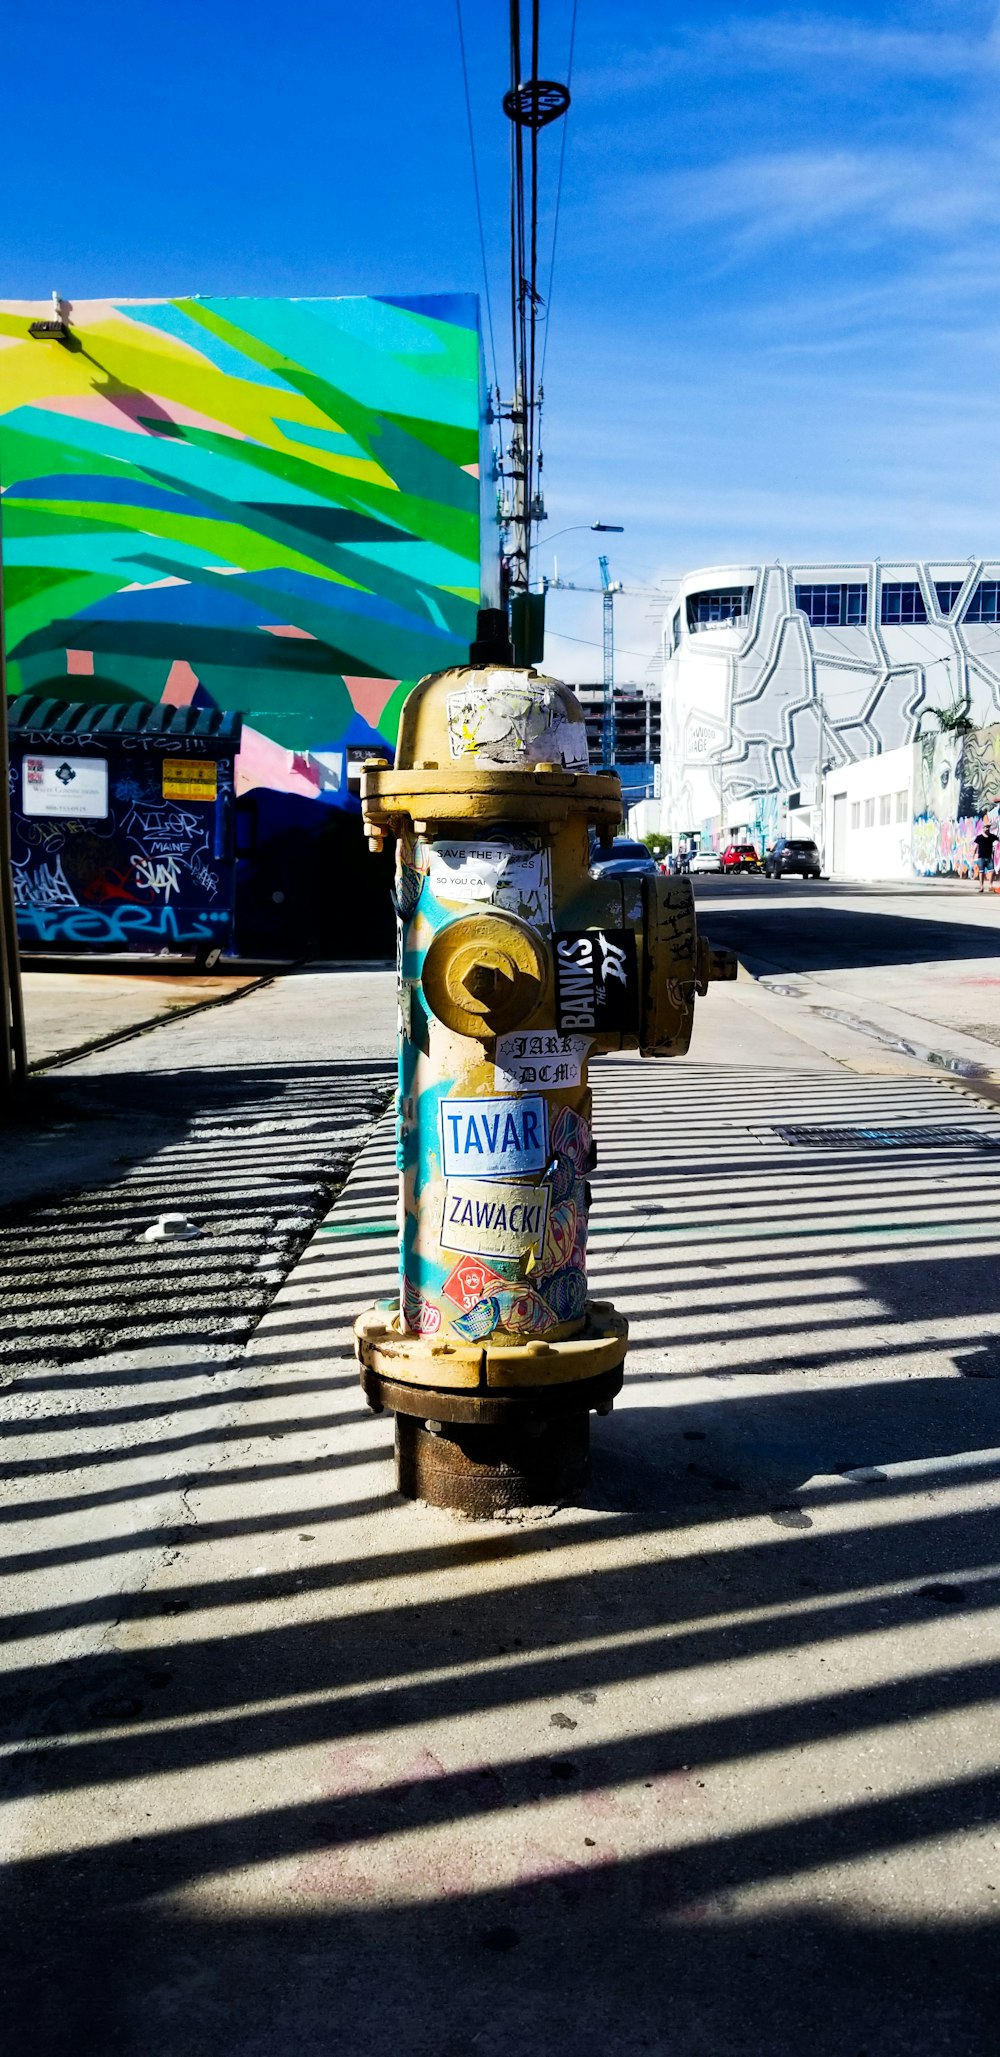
xmin=3 ymin=979 xmax=999 ymax=2054
xmin=20 ymin=965 xmax=262 ymax=1068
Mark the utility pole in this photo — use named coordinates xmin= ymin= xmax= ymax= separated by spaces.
xmin=500 ymin=3 xmax=569 ymax=659
xmin=598 ymin=554 xmax=622 ymax=768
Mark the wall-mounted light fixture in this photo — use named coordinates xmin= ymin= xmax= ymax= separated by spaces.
xmin=28 ymin=291 xmax=69 ymax=342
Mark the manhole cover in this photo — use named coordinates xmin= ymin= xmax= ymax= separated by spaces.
xmin=769 ymin=1124 xmax=1000 ymax=1151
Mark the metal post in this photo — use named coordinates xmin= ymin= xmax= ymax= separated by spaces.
xmin=0 ymin=486 xmax=28 ymax=1111
xmin=599 ymin=555 xmax=617 ymax=770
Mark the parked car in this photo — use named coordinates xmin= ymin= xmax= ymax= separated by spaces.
xmin=764 ymin=837 xmax=822 ymax=879
xmin=688 ymin=849 xmax=723 ymax=874
xmin=588 ymin=837 xmax=660 ymax=879
xmin=720 ymin=843 xmax=762 ymax=873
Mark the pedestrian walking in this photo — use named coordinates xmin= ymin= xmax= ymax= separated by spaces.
xmin=973 ymin=817 xmax=999 ymax=892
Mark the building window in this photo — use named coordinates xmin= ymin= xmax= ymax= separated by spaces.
xmin=879 ymin=794 xmax=891 ymax=825
xmin=934 ymin=580 xmax=963 ymax=615
xmin=864 ymin=797 xmax=875 ymax=828
xmin=895 ymin=789 xmax=908 ymax=822
xmin=850 ymin=801 xmax=860 ymax=830
xmin=965 ymin=580 xmax=1000 ymax=624
xmin=881 ymin=582 xmax=927 ymax=625
xmin=795 ymin=582 xmax=867 ymax=627
xmin=687 ymin=587 xmax=752 ymax=631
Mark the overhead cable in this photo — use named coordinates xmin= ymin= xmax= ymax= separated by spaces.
xmin=539 ymin=0 xmax=578 ymax=389
xmin=455 ymin=0 xmax=500 ymax=402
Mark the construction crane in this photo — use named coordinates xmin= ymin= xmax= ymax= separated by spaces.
xmin=541 ymin=557 xmax=636 ymax=769
xmin=598 ymin=554 xmax=622 ymax=769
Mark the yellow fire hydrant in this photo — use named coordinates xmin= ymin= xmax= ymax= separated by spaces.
xmin=354 ymin=620 xmax=733 ymax=1513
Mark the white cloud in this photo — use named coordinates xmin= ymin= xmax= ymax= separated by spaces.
xmin=632 ymin=140 xmax=1000 ymax=245
xmin=577 ymin=9 xmax=1000 ymax=102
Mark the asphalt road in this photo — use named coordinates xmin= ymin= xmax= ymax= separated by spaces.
xmin=696 ymin=874 xmax=1000 ymax=975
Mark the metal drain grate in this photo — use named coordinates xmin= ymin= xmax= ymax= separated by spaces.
xmin=770 ymin=1124 xmax=1000 ymax=1151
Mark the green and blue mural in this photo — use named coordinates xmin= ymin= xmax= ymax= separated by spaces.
xmin=0 ymin=293 xmax=494 ymax=951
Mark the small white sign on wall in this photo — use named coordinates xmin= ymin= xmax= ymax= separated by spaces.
xmin=22 ymin=754 xmax=109 ymax=819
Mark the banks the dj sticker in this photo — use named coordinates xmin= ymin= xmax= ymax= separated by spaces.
xmin=554 ymin=929 xmax=638 ymax=1033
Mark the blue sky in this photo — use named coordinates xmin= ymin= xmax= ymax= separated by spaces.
xmin=5 ymin=1 xmax=1000 ymax=680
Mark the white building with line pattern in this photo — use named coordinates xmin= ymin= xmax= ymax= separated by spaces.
xmin=661 ymin=560 xmax=1000 ymax=849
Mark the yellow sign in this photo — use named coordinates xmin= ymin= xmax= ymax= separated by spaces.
xmin=162 ymin=758 xmax=217 ymax=802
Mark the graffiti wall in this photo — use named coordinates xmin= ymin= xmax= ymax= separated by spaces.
xmin=8 ymin=703 xmax=240 ymax=953
xmin=0 ymin=294 xmax=492 ymax=951
xmin=912 ymin=725 xmax=1000 ymax=878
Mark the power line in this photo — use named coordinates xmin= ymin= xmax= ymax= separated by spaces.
xmin=546 ymin=626 xmax=656 ymax=660
xmin=455 ymin=0 xmax=500 ymax=400
xmin=539 ymin=0 xmax=578 ymax=390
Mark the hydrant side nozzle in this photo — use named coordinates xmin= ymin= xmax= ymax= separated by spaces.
xmin=696 ymin=938 xmax=739 ymax=994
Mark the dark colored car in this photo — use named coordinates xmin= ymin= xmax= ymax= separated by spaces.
xmin=764 ymin=837 xmax=822 ymax=879
xmin=588 ymin=837 xmax=660 ymax=879
xmin=720 ymin=843 xmax=762 ymax=873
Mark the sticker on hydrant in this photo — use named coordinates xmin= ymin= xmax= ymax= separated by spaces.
xmin=494 ymin=1030 xmax=591 ymax=1091
xmin=423 ymin=838 xmax=552 ymax=925
xmin=442 ymin=1256 xmax=509 ymax=1309
xmin=439 ymin=1095 xmax=548 ymax=1179
xmin=446 ymin=678 xmax=589 ymax=771
xmin=441 ymin=1178 xmax=551 ymax=1260
xmin=555 ymin=930 xmax=638 ymax=1032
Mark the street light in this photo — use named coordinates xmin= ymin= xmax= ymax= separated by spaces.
xmin=540 ymin=522 xmax=624 ymax=555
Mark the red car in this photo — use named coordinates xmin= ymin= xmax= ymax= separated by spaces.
xmin=720 ymin=843 xmax=762 ymax=873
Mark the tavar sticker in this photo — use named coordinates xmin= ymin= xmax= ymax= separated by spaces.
xmin=442 ymin=1179 xmax=551 ymax=1260
xmin=494 ymin=1030 xmax=591 ymax=1091
xmin=555 ymin=929 xmax=638 ymax=1033
xmin=442 ymin=1256 xmax=508 ymax=1310
xmin=439 ymin=1094 xmax=548 ymax=1180
xmin=162 ymin=758 xmax=217 ymax=802
xmin=423 ymin=837 xmax=552 ymax=925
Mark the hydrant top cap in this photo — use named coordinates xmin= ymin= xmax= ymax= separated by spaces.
xmin=395 ymin=663 xmax=590 ymax=775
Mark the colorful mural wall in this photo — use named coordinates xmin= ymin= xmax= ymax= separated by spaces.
xmin=912 ymin=726 xmax=1000 ymax=880
xmin=0 ymin=294 xmax=493 ymax=951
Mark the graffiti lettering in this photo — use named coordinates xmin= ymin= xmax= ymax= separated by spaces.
xmin=126 ymin=804 xmax=202 ymax=842
xmin=913 ymin=812 xmax=1000 ymax=879
xmin=186 ymin=858 xmax=219 ymax=899
xmin=133 ymin=855 xmax=181 ymax=900
xmin=15 ymin=904 xmax=222 ymax=946
xmin=12 ymin=855 xmax=80 ymax=911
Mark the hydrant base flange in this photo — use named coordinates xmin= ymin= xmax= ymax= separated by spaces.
xmin=360 ymin=1361 xmax=624 ymax=1426
xmin=354 ymin=1299 xmax=628 ymax=1392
